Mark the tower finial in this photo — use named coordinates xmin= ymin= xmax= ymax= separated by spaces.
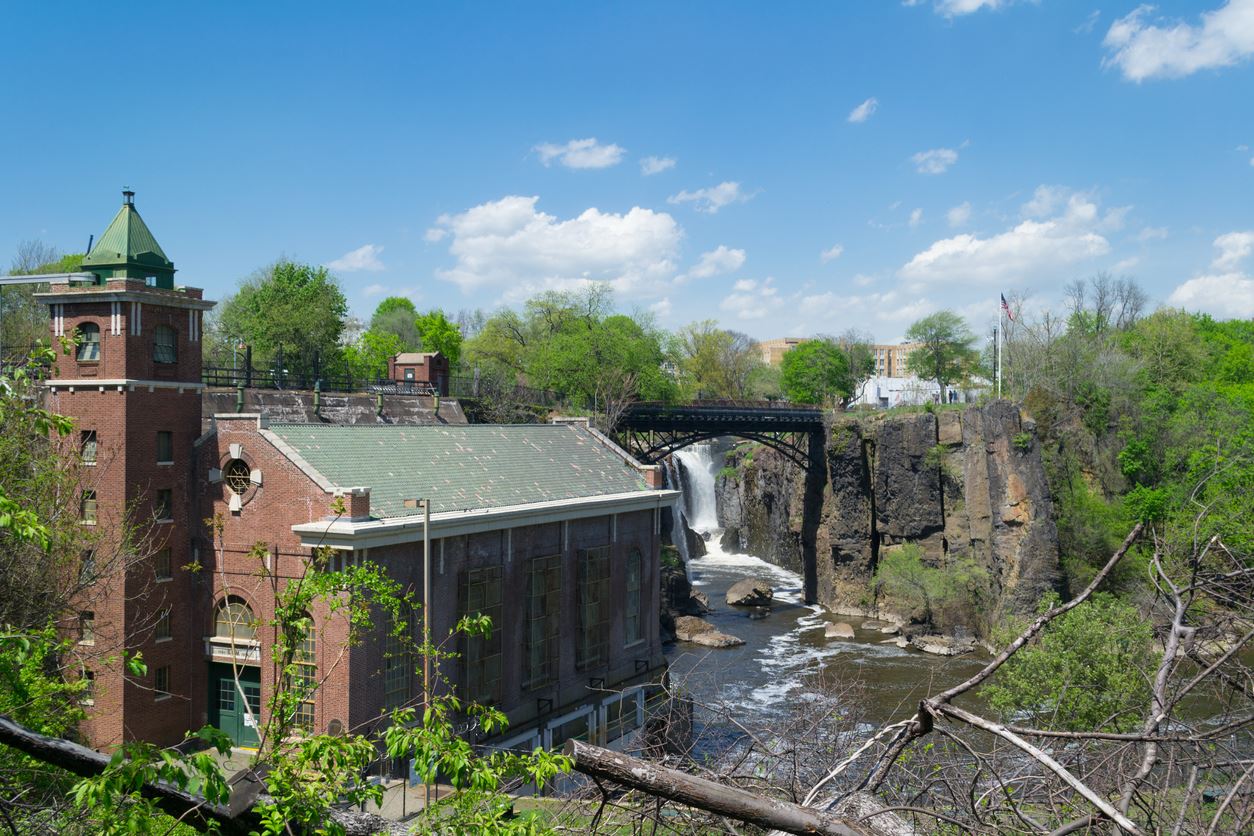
xmin=122 ymin=188 xmax=135 ymax=206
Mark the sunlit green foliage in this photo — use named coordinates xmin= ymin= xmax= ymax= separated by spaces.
xmin=981 ymin=593 xmax=1156 ymax=732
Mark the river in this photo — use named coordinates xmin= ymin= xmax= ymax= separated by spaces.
xmin=664 ymin=443 xmax=987 ymax=734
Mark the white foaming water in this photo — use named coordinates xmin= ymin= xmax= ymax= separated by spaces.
xmin=662 ymin=457 xmax=692 ymax=571
xmin=673 ymin=444 xmax=720 ymax=533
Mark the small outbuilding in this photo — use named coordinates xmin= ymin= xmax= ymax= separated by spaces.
xmin=388 ymin=351 xmax=450 ymax=395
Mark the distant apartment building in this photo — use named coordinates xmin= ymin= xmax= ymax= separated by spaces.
xmin=755 ymin=337 xmax=806 ymax=366
xmin=871 ymin=343 xmax=922 ymax=378
xmin=38 ymin=192 xmax=676 ymax=758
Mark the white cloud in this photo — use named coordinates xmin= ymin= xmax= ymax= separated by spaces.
xmin=667 ymin=181 xmax=751 ymax=214
xmin=682 ymin=245 xmax=747 ymax=281
xmin=363 ymin=283 xmax=387 ymax=297
xmin=720 ymin=278 xmax=782 ymax=321
xmin=1137 ymin=226 xmax=1169 ymax=242
xmin=429 ymin=195 xmax=682 ymax=298
xmin=848 ymin=97 xmax=879 ymax=123
xmin=937 ymin=0 xmax=1006 ymax=14
xmin=1021 ymin=185 xmax=1069 ymax=219
xmin=947 ymin=201 xmax=972 ymax=228
xmin=909 ymin=208 xmax=924 ymax=228
xmin=1168 ymin=274 xmax=1254 ymax=317
xmin=1112 ymin=256 xmax=1140 ymax=273
xmin=533 ymin=137 xmax=626 ymax=169
xmin=820 ymin=244 xmax=845 ymax=263
xmin=800 ymin=288 xmax=935 ymax=328
xmin=1075 ymin=10 xmax=1101 ymax=35
xmin=1212 ymin=230 xmax=1254 ymax=270
xmin=423 ymin=227 xmax=447 ymax=243
xmin=326 ymin=244 xmax=385 ymax=272
xmin=650 ymin=297 xmax=672 ymax=318
xmin=900 ymin=189 xmax=1115 ymax=283
xmin=1103 ymin=1 xmax=1254 ymax=82
xmin=640 ymin=155 xmax=677 ymax=175
xmin=911 ymin=147 xmax=959 ymax=175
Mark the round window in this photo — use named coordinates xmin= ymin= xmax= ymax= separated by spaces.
xmin=224 ymin=459 xmax=252 ymax=495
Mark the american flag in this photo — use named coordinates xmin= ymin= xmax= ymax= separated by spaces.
xmin=1000 ymin=293 xmax=1015 ymax=322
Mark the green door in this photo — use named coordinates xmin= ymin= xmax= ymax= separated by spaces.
xmin=209 ymin=663 xmax=261 ymax=748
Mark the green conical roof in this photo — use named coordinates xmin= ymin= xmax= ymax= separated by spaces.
xmin=81 ymin=191 xmax=174 ymax=272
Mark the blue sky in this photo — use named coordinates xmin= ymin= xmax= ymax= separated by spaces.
xmin=3 ymin=0 xmax=1252 ymax=341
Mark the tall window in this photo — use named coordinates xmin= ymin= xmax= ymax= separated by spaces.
xmin=81 ymin=491 xmax=97 ymax=525
xmin=153 ymin=325 xmax=177 ymax=364
xmin=383 ymin=607 xmax=412 ymax=710
xmin=214 ymin=598 xmax=256 ymax=642
xmin=154 ymin=547 xmax=172 ymax=580
xmin=292 ymin=616 xmax=317 ymax=730
xmin=79 ymin=612 xmax=95 ymax=644
xmin=156 ymin=431 xmax=173 ymax=464
xmin=76 ymin=323 xmax=100 ymax=362
xmin=625 ymin=548 xmax=644 ymax=646
xmin=576 ymin=547 xmax=612 ymax=670
xmin=79 ymin=550 xmax=96 ymax=585
xmin=460 ymin=567 xmax=502 ymax=704
xmin=80 ymin=430 xmax=97 ymax=465
xmin=82 ymin=671 xmax=95 ymax=706
xmin=154 ymin=665 xmax=171 ymax=699
xmin=524 ymin=555 xmax=562 ymax=690
xmin=155 ymin=608 xmax=172 ymax=641
xmin=155 ymin=489 xmax=172 ymax=521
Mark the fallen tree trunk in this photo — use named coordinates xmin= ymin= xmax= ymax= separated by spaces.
xmin=563 ymin=739 xmax=878 ymax=836
xmin=0 ymin=715 xmax=405 ymax=835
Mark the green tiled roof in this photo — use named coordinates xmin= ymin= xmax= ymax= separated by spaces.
xmin=82 ymin=200 xmax=173 ymax=270
xmin=267 ymin=423 xmax=649 ymax=519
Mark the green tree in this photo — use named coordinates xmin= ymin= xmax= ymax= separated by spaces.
xmin=675 ymin=321 xmax=764 ymax=400
xmin=780 ymin=339 xmax=854 ymax=406
xmin=905 ymin=311 xmax=979 ymax=402
xmin=416 ymin=308 xmax=464 ymax=366
xmin=213 ymin=260 xmax=349 ymax=376
xmin=3 ymin=242 xmax=85 ymax=350
xmin=980 ymin=593 xmax=1155 ymax=732
xmin=342 ymin=329 xmax=406 ymax=380
xmin=368 ymin=296 xmax=421 ymax=349
xmin=872 ymin=544 xmax=987 ymax=630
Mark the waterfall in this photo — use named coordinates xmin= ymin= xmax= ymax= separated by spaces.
xmin=662 ymin=457 xmax=691 ymax=568
xmin=673 ymin=443 xmax=720 ymax=534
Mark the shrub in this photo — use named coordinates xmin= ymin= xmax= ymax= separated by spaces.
xmin=1012 ymin=432 xmax=1033 ymax=452
xmin=980 ymin=593 xmax=1156 ymax=732
xmin=872 ymin=544 xmax=987 ymax=632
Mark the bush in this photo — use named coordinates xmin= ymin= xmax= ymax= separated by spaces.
xmin=980 ymin=593 xmax=1156 ymax=732
xmin=1013 ymin=432 xmax=1033 ymax=452
xmin=872 ymin=544 xmax=987 ymax=632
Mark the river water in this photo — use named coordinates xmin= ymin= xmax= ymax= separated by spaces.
xmin=664 ymin=443 xmax=987 ymax=732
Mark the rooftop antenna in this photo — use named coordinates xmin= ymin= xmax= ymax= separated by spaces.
xmin=86 ymin=234 xmax=94 ymax=253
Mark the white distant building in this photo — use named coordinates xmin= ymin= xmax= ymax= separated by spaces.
xmin=853 ymin=376 xmax=988 ymax=409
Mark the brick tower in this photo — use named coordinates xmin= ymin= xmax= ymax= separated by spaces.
xmin=40 ymin=191 xmax=213 ymax=748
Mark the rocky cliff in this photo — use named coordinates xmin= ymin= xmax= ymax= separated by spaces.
xmin=717 ymin=402 xmax=1061 ymax=633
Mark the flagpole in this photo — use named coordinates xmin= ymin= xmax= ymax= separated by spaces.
xmin=996 ymin=297 xmax=1003 ymax=400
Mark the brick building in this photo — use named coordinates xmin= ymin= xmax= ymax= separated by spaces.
xmin=40 ymin=193 xmax=676 ymax=755
xmin=387 ymin=351 xmax=450 ymax=395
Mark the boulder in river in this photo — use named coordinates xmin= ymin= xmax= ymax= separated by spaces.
xmin=879 ymin=624 xmax=901 ymax=635
xmin=909 ymin=634 xmax=976 ymax=656
xmin=725 ymin=578 xmax=774 ymax=607
xmin=674 ymin=616 xmax=745 ymax=648
xmin=825 ymin=622 xmax=856 ymax=639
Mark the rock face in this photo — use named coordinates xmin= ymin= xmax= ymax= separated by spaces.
xmin=725 ymin=578 xmax=774 ymax=607
xmin=673 ymin=616 xmax=745 ymax=648
xmin=717 ymin=402 xmax=1061 ymax=635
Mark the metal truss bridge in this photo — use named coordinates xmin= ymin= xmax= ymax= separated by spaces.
xmin=614 ymin=400 xmax=826 ymax=469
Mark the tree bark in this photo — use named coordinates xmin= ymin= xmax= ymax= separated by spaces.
xmin=563 ymin=739 xmax=879 ymax=836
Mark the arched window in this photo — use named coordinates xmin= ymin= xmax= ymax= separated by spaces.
xmin=214 ymin=598 xmax=256 ymax=642
xmin=76 ymin=323 xmax=100 ymax=362
xmin=153 ymin=325 xmax=177 ymax=364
